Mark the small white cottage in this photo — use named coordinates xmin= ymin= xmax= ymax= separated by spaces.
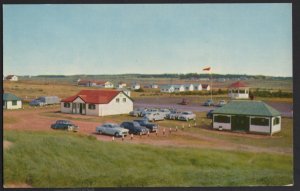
xmin=212 ymin=100 xmax=281 ymax=135
xmin=193 ymin=84 xmax=202 ymax=91
xmin=61 ymin=90 xmax=133 ymax=116
xmin=160 ymin=85 xmax=175 ymax=93
xmin=202 ymin=84 xmax=210 ymax=91
xmin=183 ymin=84 xmax=194 ymax=91
xmin=3 ymin=93 xmax=22 ymax=109
xmin=5 ymin=75 xmax=18 ymax=81
xmin=131 ymin=83 xmax=141 ymax=90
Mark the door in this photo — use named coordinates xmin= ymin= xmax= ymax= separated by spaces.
xmin=79 ymin=103 xmax=86 ymax=115
xmin=231 ymin=115 xmax=250 ymax=131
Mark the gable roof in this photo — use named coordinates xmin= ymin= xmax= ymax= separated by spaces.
xmin=61 ymin=90 xmax=132 ymax=104
xmin=202 ymin=84 xmax=209 ymax=88
xmin=6 ymin=75 xmax=16 ymax=79
xmin=212 ymin=100 xmax=281 ymax=117
xmin=229 ymin=81 xmax=248 ymax=88
xmin=3 ymin=93 xmax=22 ymax=101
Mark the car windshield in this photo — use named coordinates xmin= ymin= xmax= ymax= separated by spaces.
xmin=133 ymin=122 xmax=141 ymax=127
xmin=182 ymin=112 xmax=189 ymax=115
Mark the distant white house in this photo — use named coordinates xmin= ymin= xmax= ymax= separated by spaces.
xmin=199 ymin=78 xmax=210 ymax=81
xmin=117 ymin=82 xmax=127 ymax=88
xmin=3 ymin=93 xmax=22 ymax=109
xmin=202 ymin=84 xmax=211 ymax=91
xmin=160 ymin=85 xmax=175 ymax=93
xmin=61 ymin=90 xmax=133 ymax=116
xmin=193 ymin=84 xmax=202 ymax=91
xmin=131 ymin=83 xmax=141 ymax=90
xmin=5 ymin=75 xmax=18 ymax=81
xmin=183 ymin=84 xmax=194 ymax=91
xmin=160 ymin=84 xmax=186 ymax=93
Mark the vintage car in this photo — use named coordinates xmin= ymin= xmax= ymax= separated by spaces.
xmin=120 ymin=121 xmax=149 ymax=135
xmin=133 ymin=119 xmax=158 ymax=132
xmin=96 ymin=123 xmax=129 ymax=137
xmin=51 ymin=120 xmax=79 ymax=132
xmin=178 ymin=111 xmax=196 ymax=121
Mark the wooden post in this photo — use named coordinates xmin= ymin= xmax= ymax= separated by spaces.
xmin=188 ymin=124 xmax=191 ymax=128
xmin=147 ymin=131 xmax=150 ymax=137
xmin=163 ymin=128 xmax=165 ymax=136
xmin=169 ymin=128 xmax=172 ymax=134
xmin=112 ymin=136 xmax=115 ymax=141
xmin=156 ymin=130 xmax=158 ymax=136
xmin=194 ymin=122 xmax=197 ymax=127
xmin=140 ymin=132 xmax=142 ymax=138
xmin=122 ymin=134 xmax=124 ymax=141
xmin=130 ymin=134 xmax=133 ymax=140
xmin=182 ymin=124 xmax=184 ymax=130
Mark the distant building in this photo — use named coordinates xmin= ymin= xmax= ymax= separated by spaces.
xmin=160 ymin=84 xmax=184 ymax=93
xmin=202 ymin=84 xmax=211 ymax=91
xmin=3 ymin=93 xmax=22 ymax=109
xmin=183 ymin=84 xmax=194 ymax=91
xmin=61 ymin=90 xmax=133 ymax=116
xmin=193 ymin=84 xmax=202 ymax=91
xmin=228 ymin=81 xmax=249 ymax=99
xmin=117 ymin=88 xmax=131 ymax=97
xmin=77 ymin=80 xmax=114 ymax=88
xmin=117 ymin=82 xmax=127 ymax=88
xmin=199 ymin=78 xmax=210 ymax=81
xmin=131 ymin=83 xmax=141 ymax=90
xmin=5 ymin=75 xmax=18 ymax=81
xmin=212 ymin=100 xmax=281 ymax=135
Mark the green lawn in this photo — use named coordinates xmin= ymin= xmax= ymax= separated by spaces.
xmin=4 ymin=130 xmax=293 ymax=187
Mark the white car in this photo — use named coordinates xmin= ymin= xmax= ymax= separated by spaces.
xmin=140 ymin=108 xmax=159 ymax=117
xmin=159 ymin=109 xmax=171 ymax=118
xmin=166 ymin=111 xmax=182 ymax=120
xmin=178 ymin=111 xmax=196 ymax=121
xmin=143 ymin=112 xmax=165 ymax=122
xmin=96 ymin=123 xmax=129 ymax=137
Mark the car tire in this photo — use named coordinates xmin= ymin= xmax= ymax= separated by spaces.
xmin=114 ymin=132 xmax=120 ymax=137
xmin=98 ymin=130 xmax=103 ymax=134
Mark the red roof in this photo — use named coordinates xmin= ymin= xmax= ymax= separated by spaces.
xmin=61 ymin=90 xmax=122 ymax=104
xmin=229 ymin=81 xmax=248 ymax=88
xmin=202 ymin=84 xmax=209 ymax=89
xmin=6 ymin=75 xmax=16 ymax=79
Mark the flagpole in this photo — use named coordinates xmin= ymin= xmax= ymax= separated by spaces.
xmin=210 ymin=71 xmax=212 ymax=101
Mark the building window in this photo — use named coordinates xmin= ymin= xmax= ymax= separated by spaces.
xmin=123 ymin=98 xmax=126 ymax=102
xmin=214 ymin=115 xmax=230 ymax=123
xmin=273 ymin=117 xmax=280 ymax=126
xmin=116 ymin=98 xmax=120 ymax=103
xmin=251 ymin=117 xmax=269 ymax=126
xmin=64 ymin=103 xmax=70 ymax=108
xmin=88 ymin=104 xmax=96 ymax=110
xmin=12 ymin=100 xmax=17 ymax=106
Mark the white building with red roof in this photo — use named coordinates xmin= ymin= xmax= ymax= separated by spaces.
xmin=60 ymin=90 xmax=133 ymax=116
xmin=228 ymin=81 xmax=249 ymax=99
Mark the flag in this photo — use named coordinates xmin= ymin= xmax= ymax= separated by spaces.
xmin=203 ymin=67 xmax=211 ymax=71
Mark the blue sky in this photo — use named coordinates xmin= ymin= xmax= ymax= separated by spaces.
xmin=3 ymin=4 xmax=292 ymax=76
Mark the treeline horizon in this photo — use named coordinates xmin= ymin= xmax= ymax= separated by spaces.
xmin=22 ymin=73 xmax=292 ymax=80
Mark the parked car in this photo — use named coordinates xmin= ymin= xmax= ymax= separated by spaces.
xmin=140 ymin=108 xmax=159 ymax=117
xmin=120 ymin=121 xmax=149 ymax=135
xmin=143 ymin=112 xmax=165 ymax=122
xmin=133 ymin=119 xmax=158 ymax=132
xmin=51 ymin=120 xmax=79 ymax=132
xmin=30 ymin=96 xmax=60 ymax=106
xmin=159 ymin=109 xmax=171 ymax=117
xmin=203 ymin=99 xmax=214 ymax=106
xmin=178 ymin=98 xmax=188 ymax=105
xmin=178 ymin=111 xmax=196 ymax=121
xmin=166 ymin=111 xmax=182 ymax=120
xmin=206 ymin=110 xmax=214 ymax=119
xmin=129 ymin=108 xmax=146 ymax=117
xmin=96 ymin=123 xmax=129 ymax=137
xmin=216 ymin=100 xmax=227 ymax=107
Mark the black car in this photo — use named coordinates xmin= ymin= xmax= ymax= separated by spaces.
xmin=133 ymin=119 xmax=158 ymax=132
xmin=206 ymin=110 xmax=214 ymax=119
xmin=51 ymin=120 xmax=79 ymax=132
xmin=120 ymin=121 xmax=149 ymax=135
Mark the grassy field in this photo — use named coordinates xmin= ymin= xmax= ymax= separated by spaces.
xmin=4 ymin=130 xmax=293 ymax=187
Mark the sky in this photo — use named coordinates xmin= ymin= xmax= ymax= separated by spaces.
xmin=3 ymin=4 xmax=292 ymax=77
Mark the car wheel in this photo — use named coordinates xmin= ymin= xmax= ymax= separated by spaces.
xmin=114 ymin=132 xmax=120 ymax=137
xmin=98 ymin=130 xmax=103 ymax=134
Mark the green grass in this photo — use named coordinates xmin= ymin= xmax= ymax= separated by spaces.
xmin=4 ymin=130 xmax=293 ymax=187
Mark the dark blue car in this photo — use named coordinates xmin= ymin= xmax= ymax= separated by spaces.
xmin=134 ymin=119 xmax=158 ymax=132
xmin=206 ymin=110 xmax=214 ymax=119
